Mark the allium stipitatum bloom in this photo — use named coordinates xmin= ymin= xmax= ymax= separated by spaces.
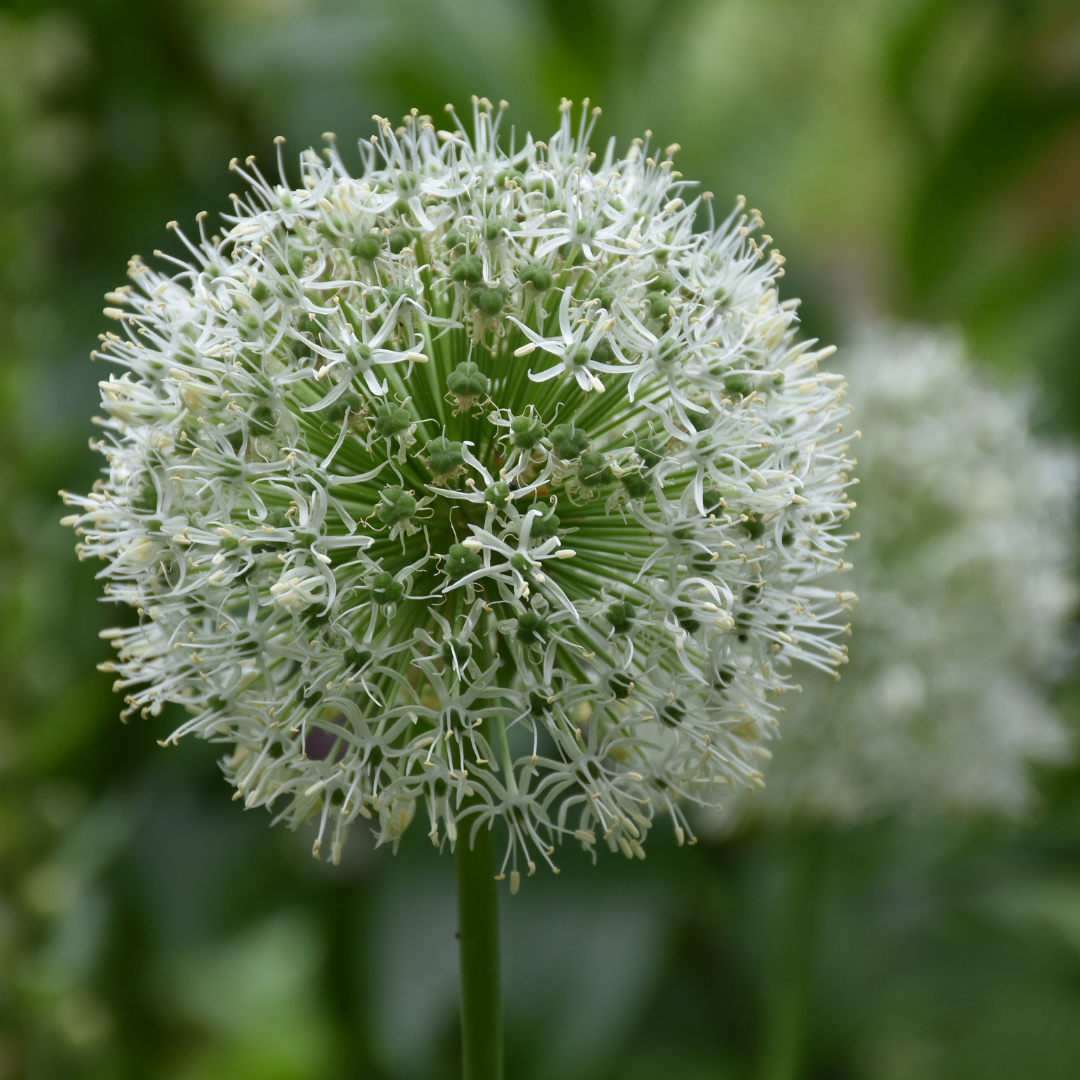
xmin=739 ymin=326 xmax=1076 ymax=827
xmin=62 ymin=99 xmax=855 ymax=884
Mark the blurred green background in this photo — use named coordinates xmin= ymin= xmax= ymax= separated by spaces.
xmin=2 ymin=1 xmax=1080 ymax=1077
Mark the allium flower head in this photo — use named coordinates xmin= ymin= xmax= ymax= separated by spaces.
xmin=742 ymin=326 xmax=1077 ymax=826
xmin=62 ymin=99 xmax=854 ymax=884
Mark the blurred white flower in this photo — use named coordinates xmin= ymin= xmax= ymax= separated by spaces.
xmin=744 ymin=325 xmax=1077 ymax=825
xmin=62 ymin=98 xmax=855 ymax=880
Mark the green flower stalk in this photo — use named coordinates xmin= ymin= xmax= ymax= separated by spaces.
xmin=62 ymin=97 xmax=855 ymax=885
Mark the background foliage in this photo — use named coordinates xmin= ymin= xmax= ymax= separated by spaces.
xmin=1 ymin=1 xmax=1079 ymax=1078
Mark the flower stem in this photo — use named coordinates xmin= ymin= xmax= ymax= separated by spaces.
xmin=456 ymin=817 xmax=504 ymax=1080
xmin=493 ymin=715 xmax=518 ymax=795
xmin=758 ymin=832 xmax=826 ymax=1080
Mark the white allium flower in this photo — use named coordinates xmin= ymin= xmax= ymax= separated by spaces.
xmin=743 ymin=325 xmax=1077 ymax=826
xmin=62 ymin=99 xmax=855 ymax=883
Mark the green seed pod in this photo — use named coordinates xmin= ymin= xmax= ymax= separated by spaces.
xmin=469 ymin=284 xmax=508 ymax=315
xmin=691 ymin=551 xmax=718 ymax=574
xmin=519 ymin=263 xmax=553 ymax=292
xmin=516 ymin=610 xmax=550 ymax=643
xmin=592 ymin=286 xmax=615 ymax=309
xmin=446 ymin=361 xmax=489 ymax=400
xmin=345 ymin=647 xmax=372 ymax=669
xmin=673 ymin=605 xmax=701 ymax=632
xmin=323 ymin=392 xmax=364 ymax=424
xmin=387 ymin=226 xmax=413 ymax=254
xmin=395 ymin=170 xmax=419 ymax=193
xmin=426 ymin=436 xmax=464 ymax=477
xmin=591 ymin=338 xmax=615 ymax=366
xmin=441 ymin=638 xmax=472 ymax=667
xmin=445 ymin=544 xmax=482 ymax=580
xmin=527 ymin=175 xmax=556 ymax=197
xmin=510 ymin=415 xmax=544 ymax=450
xmin=742 ymin=515 xmax=765 ymax=540
xmin=658 ymin=698 xmax=687 ymax=727
xmin=646 ymin=292 xmax=671 ymax=319
xmin=376 ymin=486 xmax=417 ymax=526
xmin=621 ymin=470 xmax=651 ymax=499
xmin=484 ymin=481 xmax=511 ymax=509
xmin=723 ymin=372 xmax=754 ymax=397
xmin=450 ymin=254 xmax=484 ymax=284
xmin=528 ymin=690 xmax=550 ymax=716
xmin=371 ymin=572 xmax=405 ymax=605
xmin=484 ymin=217 xmax=510 ymax=242
xmin=386 ymin=285 xmax=415 ymax=306
xmin=530 ymin=511 xmax=560 ymax=540
xmin=372 ymin=404 xmax=412 ymax=439
xmin=350 ymin=235 xmax=381 ymax=260
xmin=578 ymin=450 xmax=613 ymax=487
xmin=549 ymin=422 xmax=589 ymax=459
xmin=251 ymin=403 xmax=277 ymax=430
xmin=635 ymin=438 xmax=665 ymax=470
xmin=605 ymin=602 xmax=636 ymax=632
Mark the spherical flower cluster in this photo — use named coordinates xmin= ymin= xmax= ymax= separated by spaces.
xmin=740 ymin=326 xmax=1076 ymax=826
xmin=62 ymin=99 xmax=855 ymax=883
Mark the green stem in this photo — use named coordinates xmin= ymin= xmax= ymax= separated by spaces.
xmin=758 ymin=832 xmax=826 ymax=1080
xmin=456 ymin=816 xmax=504 ymax=1080
xmin=492 ymin=715 xmax=518 ymax=794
